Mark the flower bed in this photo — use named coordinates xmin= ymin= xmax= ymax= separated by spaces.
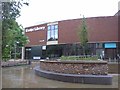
xmin=40 ymin=60 xmax=108 ymax=75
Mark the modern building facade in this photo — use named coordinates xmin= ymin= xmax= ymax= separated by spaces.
xmin=24 ymin=14 xmax=119 ymax=60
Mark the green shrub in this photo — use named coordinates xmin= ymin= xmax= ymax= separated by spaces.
xmin=60 ymin=55 xmax=98 ymax=60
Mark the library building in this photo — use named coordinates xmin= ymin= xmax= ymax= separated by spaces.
xmin=24 ymin=11 xmax=120 ymax=61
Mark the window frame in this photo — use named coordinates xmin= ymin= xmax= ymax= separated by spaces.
xmin=47 ymin=24 xmax=58 ymax=41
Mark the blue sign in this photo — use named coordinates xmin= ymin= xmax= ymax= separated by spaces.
xmin=104 ymin=43 xmax=116 ymax=48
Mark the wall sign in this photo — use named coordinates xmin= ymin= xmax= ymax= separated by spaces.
xmin=26 ymin=26 xmax=45 ymax=32
xmin=33 ymin=56 xmax=41 ymax=59
xmin=42 ymin=46 xmax=46 ymax=50
xmin=104 ymin=43 xmax=116 ymax=48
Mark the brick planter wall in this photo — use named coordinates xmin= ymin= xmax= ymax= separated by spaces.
xmin=40 ymin=60 xmax=108 ymax=75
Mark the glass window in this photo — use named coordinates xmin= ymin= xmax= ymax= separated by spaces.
xmin=51 ymin=30 xmax=54 ymax=38
xmin=54 ymin=30 xmax=58 ymax=39
xmin=96 ymin=43 xmax=103 ymax=48
xmin=55 ymin=25 xmax=58 ymax=29
xmin=51 ymin=25 xmax=54 ymax=30
xmin=47 ymin=24 xmax=58 ymax=41
xmin=96 ymin=43 xmax=99 ymax=48
xmin=55 ymin=30 xmax=58 ymax=38
xmin=47 ymin=30 xmax=51 ymax=40
xmin=48 ymin=26 xmax=51 ymax=30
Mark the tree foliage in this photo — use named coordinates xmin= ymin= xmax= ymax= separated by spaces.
xmin=78 ymin=16 xmax=88 ymax=55
xmin=2 ymin=1 xmax=29 ymax=60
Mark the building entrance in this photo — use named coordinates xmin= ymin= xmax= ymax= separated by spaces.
xmin=105 ymin=48 xmax=117 ymax=60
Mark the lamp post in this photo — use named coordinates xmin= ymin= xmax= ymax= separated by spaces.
xmin=14 ymin=41 xmax=19 ymax=60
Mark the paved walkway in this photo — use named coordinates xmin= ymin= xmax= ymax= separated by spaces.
xmin=2 ymin=64 xmax=119 ymax=88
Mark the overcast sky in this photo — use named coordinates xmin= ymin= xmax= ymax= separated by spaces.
xmin=16 ymin=0 xmax=120 ymax=28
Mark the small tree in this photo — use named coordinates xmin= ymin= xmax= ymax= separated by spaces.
xmin=2 ymin=1 xmax=29 ymax=61
xmin=78 ymin=16 xmax=88 ymax=56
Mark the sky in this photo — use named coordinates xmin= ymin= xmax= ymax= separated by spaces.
xmin=16 ymin=0 xmax=120 ymax=28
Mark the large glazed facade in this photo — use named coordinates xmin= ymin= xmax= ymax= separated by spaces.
xmin=25 ymin=15 xmax=119 ymax=60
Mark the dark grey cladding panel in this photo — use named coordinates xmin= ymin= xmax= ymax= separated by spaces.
xmin=34 ymin=66 xmax=112 ymax=85
xmin=31 ymin=46 xmax=42 ymax=60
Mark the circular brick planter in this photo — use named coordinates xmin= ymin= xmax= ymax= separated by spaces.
xmin=34 ymin=60 xmax=112 ymax=85
xmin=39 ymin=60 xmax=109 ymax=75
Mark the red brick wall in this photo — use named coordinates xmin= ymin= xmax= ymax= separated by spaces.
xmin=25 ymin=24 xmax=47 ymax=46
xmin=58 ymin=19 xmax=81 ymax=44
xmin=58 ymin=16 xmax=118 ymax=44
xmin=25 ymin=16 xmax=118 ymax=46
xmin=87 ymin=16 xmax=118 ymax=43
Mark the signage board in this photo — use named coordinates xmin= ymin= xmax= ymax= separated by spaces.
xmin=26 ymin=26 xmax=45 ymax=32
xmin=104 ymin=43 xmax=116 ymax=48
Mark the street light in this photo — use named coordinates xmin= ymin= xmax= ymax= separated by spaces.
xmin=5 ymin=45 xmax=11 ymax=59
xmin=14 ymin=41 xmax=19 ymax=60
